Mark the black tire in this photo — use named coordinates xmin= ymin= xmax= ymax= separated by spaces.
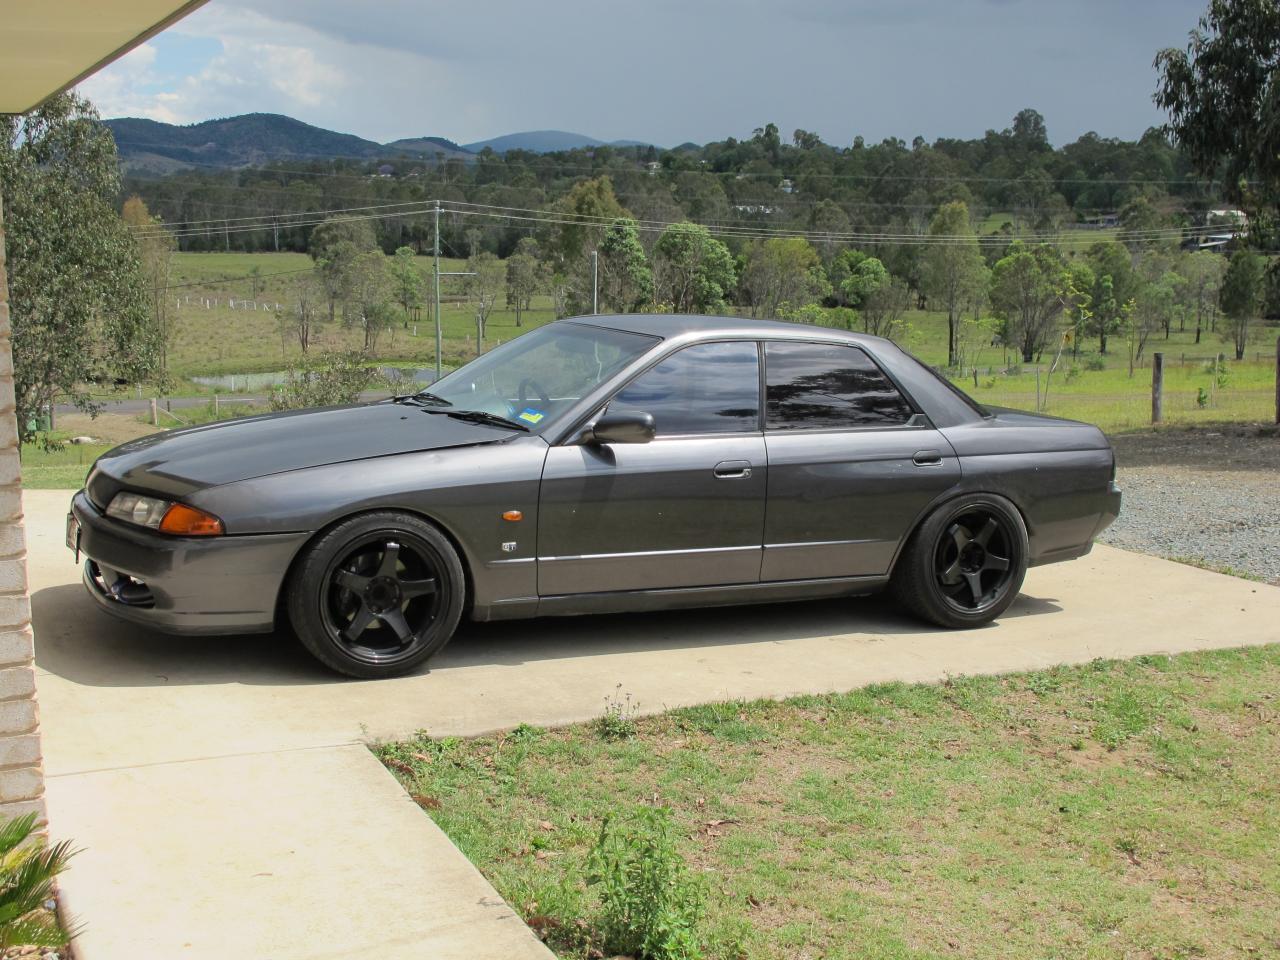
xmin=890 ymin=494 xmax=1029 ymax=629
xmin=286 ymin=511 xmax=465 ymax=678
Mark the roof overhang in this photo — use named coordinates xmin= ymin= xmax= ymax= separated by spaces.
xmin=0 ymin=0 xmax=209 ymax=116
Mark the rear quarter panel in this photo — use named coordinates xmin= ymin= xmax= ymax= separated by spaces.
xmin=940 ymin=416 xmax=1116 ymax=565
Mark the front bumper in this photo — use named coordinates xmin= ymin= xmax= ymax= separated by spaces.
xmin=70 ymin=491 xmax=310 ymax=636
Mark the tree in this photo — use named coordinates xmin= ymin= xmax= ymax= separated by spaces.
xmin=598 ymin=218 xmax=653 ymax=313
xmin=546 ymin=176 xmax=629 ymax=268
xmin=466 ymin=251 xmax=505 ymax=338
xmin=840 ymin=256 xmax=889 ymax=307
xmin=269 ymin=351 xmax=387 ymax=411
xmin=652 ymin=223 xmax=736 ymax=313
xmin=0 ymin=92 xmax=160 ymax=443
xmin=1155 ymin=0 xmax=1280 ymax=223
xmin=860 ymin=275 xmax=912 ymax=340
xmin=1085 ymin=241 xmax=1138 ymax=354
xmin=283 ymin=270 xmax=323 ymax=354
xmin=345 ymin=250 xmax=391 ymax=352
xmin=989 ymin=243 xmax=1069 ymax=363
xmin=922 ymin=201 xmax=987 ymax=367
xmin=1218 ymin=248 xmax=1263 ymax=360
xmin=1129 ymin=273 xmax=1180 ymax=373
xmin=309 ymin=217 xmax=377 ymax=326
xmin=121 ymin=195 xmax=176 ymax=382
xmin=1179 ymin=250 xmax=1226 ymax=343
xmin=739 ymin=238 xmax=828 ymax=318
xmin=505 ymin=250 xmax=540 ymax=327
xmin=387 ymin=246 xmax=423 ymax=325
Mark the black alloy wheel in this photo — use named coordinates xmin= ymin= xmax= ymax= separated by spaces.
xmin=287 ymin=512 xmax=464 ymax=678
xmin=890 ymin=494 xmax=1029 ymax=629
xmin=934 ymin=511 xmax=1015 ymax=614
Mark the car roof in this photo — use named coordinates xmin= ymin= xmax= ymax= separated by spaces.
xmin=565 ymin=313 xmax=896 ymax=350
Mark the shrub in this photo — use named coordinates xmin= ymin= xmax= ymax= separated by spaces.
xmin=0 ymin=814 xmax=77 ymax=950
xmin=268 ymin=351 xmax=387 ymax=411
xmin=587 ymin=807 xmax=704 ymax=960
xmin=1085 ymin=356 xmax=1107 ymax=371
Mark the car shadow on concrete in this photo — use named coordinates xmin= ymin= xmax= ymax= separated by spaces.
xmin=31 ymin=581 xmax=1062 ymax=689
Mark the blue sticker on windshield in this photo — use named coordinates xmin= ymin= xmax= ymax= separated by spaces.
xmin=518 ymin=408 xmax=545 ymax=424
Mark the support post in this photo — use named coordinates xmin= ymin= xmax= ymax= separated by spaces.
xmin=1152 ymin=351 xmax=1164 ymax=424
xmin=1275 ymin=335 xmax=1279 ymax=425
xmin=150 ymin=397 xmax=158 ymax=427
xmin=591 ymin=250 xmax=599 ymax=315
xmin=433 ymin=201 xmax=442 ymax=384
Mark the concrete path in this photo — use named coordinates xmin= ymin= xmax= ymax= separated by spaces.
xmin=23 ymin=490 xmax=1280 ymax=959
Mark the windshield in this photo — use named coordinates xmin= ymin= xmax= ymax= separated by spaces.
xmin=424 ymin=322 xmax=659 ymax=430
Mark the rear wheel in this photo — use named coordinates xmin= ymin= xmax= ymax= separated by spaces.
xmin=890 ymin=494 xmax=1028 ymax=629
xmin=286 ymin=512 xmax=464 ymax=678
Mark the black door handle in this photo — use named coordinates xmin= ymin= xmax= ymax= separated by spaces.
xmin=713 ymin=460 xmax=752 ymax=479
xmin=912 ymin=449 xmax=943 ymax=466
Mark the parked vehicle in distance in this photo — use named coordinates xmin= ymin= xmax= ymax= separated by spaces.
xmin=67 ymin=315 xmax=1121 ymax=678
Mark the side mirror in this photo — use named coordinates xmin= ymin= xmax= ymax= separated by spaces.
xmin=586 ymin=411 xmax=656 ymax=445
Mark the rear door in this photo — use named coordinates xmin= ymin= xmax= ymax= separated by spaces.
xmin=537 ymin=340 xmax=767 ymax=595
xmin=761 ymin=340 xmax=961 ymax=581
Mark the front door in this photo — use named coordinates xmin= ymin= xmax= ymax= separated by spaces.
xmin=760 ymin=340 xmax=961 ymax=581
xmin=538 ymin=341 xmax=766 ymax=596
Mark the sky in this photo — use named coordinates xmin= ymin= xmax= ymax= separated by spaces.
xmin=79 ymin=0 xmax=1207 ymax=148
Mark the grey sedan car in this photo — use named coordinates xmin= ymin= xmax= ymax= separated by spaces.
xmin=68 ymin=315 xmax=1121 ymax=678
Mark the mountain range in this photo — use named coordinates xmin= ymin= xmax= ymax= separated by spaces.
xmin=104 ymin=113 xmax=658 ymax=173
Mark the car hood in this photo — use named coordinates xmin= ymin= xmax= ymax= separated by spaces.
xmin=88 ymin=402 xmax=518 ymax=501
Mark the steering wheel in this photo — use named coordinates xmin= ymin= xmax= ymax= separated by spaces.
xmin=516 ymin=378 xmax=551 ymax=413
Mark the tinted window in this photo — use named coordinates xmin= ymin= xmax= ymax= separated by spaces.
xmin=609 ymin=341 xmax=760 ymax=436
xmin=765 ymin=342 xmax=914 ymax=429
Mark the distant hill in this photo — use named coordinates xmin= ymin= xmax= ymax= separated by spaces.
xmin=463 ymin=130 xmax=654 ymax=154
xmin=105 ymin=114 xmax=659 ymax=172
xmin=106 ymin=113 xmax=389 ymax=172
xmin=382 ymin=136 xmax=473 ymax=160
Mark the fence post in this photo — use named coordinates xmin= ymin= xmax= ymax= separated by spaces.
xmin=1152 ymin=352 xmax=1164 ymax=424
xmin=150 ymin=398 xmax=158 ymax=427
xmin=213 ymin=395 xmax=220 ymax=418
xmin=1274 ymin=335 xmax=1279 ymax=425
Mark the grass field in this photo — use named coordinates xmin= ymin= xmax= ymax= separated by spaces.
xmin=44 ymin=250 xmax=1274 ymax=444
xmin=167 ymin=252 xmax=559 ymax=378
xmin=378 ymin=645 xmax=1280 ymax=960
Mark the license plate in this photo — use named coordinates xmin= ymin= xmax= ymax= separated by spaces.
xmin=65 ymin=512 xmax=80 ymax=561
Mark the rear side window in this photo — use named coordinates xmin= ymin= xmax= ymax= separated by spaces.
xmin=609 ymin=341 xmax=760 ymax=436
xmin=765 ymin=342 xmax=914 ymax=430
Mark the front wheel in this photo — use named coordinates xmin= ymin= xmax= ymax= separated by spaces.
xmin=890 ymin=494 xmax=1029 ymax=629
xmin=286 ymin=512 xmax=465 ymax=678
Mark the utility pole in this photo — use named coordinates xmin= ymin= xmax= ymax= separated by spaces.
xmin=433 ymin=200 xmax=442 ymax=383
xmin=591 ymin=250 xmax=599 ymax=314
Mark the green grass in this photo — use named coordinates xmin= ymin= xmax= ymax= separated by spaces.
xmin=378 ymin=646 xmax=1280 ymax=960
xmin=20 ymin=442 xmax=107 ymax=489
xmin=168 ymin=251 xmax=556 ymax=377
xmin=163 ymin=251 xmax=1278 ymax=432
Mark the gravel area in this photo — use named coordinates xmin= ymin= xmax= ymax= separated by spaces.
xmin=1100 ymin=425 xmax=1280 ymax=585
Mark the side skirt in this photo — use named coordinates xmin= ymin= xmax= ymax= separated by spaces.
xmin=471 ymin=575 xmax=888 ymax=621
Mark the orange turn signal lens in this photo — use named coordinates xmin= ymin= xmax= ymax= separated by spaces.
xmin=159 ymin=503 xmax=225 ymax=536
xmin=502 ymin=510 xmax=523 ymax=522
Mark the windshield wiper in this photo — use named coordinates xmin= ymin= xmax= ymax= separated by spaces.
xmin=391 ymin=391 xmax=452 ymax=407
xmin=425 ymin=408 xmax=530 ymax=432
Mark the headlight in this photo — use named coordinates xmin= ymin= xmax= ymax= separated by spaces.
xmin=106 ymin=493 xmax=224 ymax=536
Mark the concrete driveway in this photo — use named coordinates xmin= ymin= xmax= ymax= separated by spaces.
xmin=24 ymin=490 xmax=1280 ymax=959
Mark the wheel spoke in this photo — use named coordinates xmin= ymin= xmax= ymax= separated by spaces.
xmin=983 ymin=553 xmax=1010 ymax=573
xmin=377 ymin=541 xmax=401 ymax=578
xmin=334 ymin=568 xmax=370 ymax=594
xmin=948 ymin=523 xmax=972 ymax=555
xmin=963 ymin=571 xmax=985 ymax=605
xmin=343 ymin=603 xmax=376 ymax=643
xmin=974 ymin=517 xmax=999 ymax=548
xmin=939 ymin=560 xmax=963 ymax=585
xmin=398 ymin=577 xmax=437 ymax=599
xmin=379 ymin=607 xmax=413 ymax=644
